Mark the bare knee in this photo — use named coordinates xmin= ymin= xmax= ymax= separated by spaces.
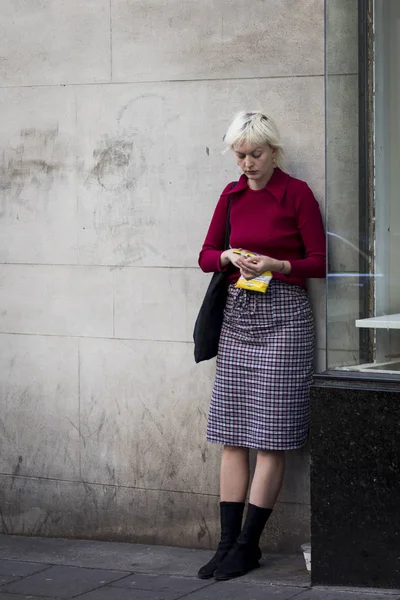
xmin=223 ymin=445 xmax=249 ymax=457
xmin=256 ymin=449 xmax=285 ymax=464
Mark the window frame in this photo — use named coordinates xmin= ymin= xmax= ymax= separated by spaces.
xmin=321 ymin=0 xmax=400 ymax=382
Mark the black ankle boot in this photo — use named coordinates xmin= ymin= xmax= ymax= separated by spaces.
xmin=214 ymin=503 xmax=272 ymax=581
xmin=197 ymin=501 xmax=245 ymax=579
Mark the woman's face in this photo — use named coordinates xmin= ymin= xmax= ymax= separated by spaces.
xmin=233 ymin=141 xmax=276 ymax=188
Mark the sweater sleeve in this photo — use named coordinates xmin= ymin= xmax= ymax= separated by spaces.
xmin=198 ymin=188 xmax=231 ymax=273
xmin=288 ymin=185 xmax=326 ymax=279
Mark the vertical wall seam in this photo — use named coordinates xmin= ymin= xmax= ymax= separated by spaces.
xmin=109 ymin=0 xmax=113 ymax=82
xmin=78 ymin=339 xmax=82 ymax=479
xmin=74 ymin=90 xmax=80 ymax=266
xmin=112 ymin=269 xmax=115 ymax=338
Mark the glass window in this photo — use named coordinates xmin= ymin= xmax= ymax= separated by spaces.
xmin=326 ymin=0 xmax=400 ymax=374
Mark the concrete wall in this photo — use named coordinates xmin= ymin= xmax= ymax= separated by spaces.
xmin=0 ymin=0 xmax=326 ymax=551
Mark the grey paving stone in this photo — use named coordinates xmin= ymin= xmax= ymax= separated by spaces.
xmin=0 ymin=595 xmax=59 ymax=600
xmin=0 ymin=574 xmax=22 ymax=585
xmin=0 ymin=560 xmax=49 ymax=577
xmin=2 ymin=565 xmax=131 ymax=598
xmin=74 ymin=587 xmax=182 ymax=600
xmin=185 ymin=581 xmax=304 ymax=600
xmin=242 ymin=555 xmax=310 ymax=588
xmin=0 ymin=536 xmax=79 ymax=562
xmin=294 ymin=591 xmax=400 ymax=600
xmin=0 ymin=536 xmax=205 ymax=578
xmin=0 ymin=537 xmax=308 ymax=588
xmin=0 ymin=538 xmax=396 ymax=600
xmin=111 ymin=572 xmax=213 ymax=594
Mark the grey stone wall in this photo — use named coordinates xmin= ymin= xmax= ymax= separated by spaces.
xmin=0 ymin=0 xmax=326 ymax=552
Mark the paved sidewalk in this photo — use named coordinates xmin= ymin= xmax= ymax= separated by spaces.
xmin=0 ymin=536 xmax=398 ymax=600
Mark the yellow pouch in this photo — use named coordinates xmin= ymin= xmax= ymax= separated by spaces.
xmin=233 ymin=249 xmax=272 ymax=293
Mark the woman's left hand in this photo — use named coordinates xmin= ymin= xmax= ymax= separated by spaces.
xmin=236 ymin=255 xmax=278 ymax=280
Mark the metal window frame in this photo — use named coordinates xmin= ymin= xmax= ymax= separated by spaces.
xmin=321 ymin=0 xmax=400 ymax=384
xmin=358 ymin=0 xmax=375 ymax=366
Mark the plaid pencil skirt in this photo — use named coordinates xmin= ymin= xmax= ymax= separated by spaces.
xmin=207 ymin=279 xmax=315 ymax=450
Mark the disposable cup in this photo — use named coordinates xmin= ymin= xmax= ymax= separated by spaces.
xmin=301 ymin=543 xmax=311 ymax=572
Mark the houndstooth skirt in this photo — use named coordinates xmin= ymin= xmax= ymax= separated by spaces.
xmin=207 ymin=279 xmax=315 ymax=450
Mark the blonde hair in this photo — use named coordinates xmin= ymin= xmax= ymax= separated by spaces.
xmin=224 ymin=111 xmax=285 ymax=169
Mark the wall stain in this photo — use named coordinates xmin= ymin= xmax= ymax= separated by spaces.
xmin=0 ymin=507 xmax=10 ymax=535
xmin=91 ymin=137 xmax=136 ymax=192
xmin=0 ymin=128 xmax=67 ymax=219
xmin=21 ymin=128 xmax=59 ymax=144
xmin=87 ymin=132 xmax=159 ymax=265
xmin=167 ymin=465 xmax=177 ymax=479
xmin=85 ymin=92 xmax=182 ymax=266
xmin=106 ymin=464 xmax=116 ymax=483
xmin=0 ymin=158 xmax=59 ymax=193
xmin=197 ymin=515 xmax=212 ymax=545
xmin=12 ymin=456 xmax=23 ymax=477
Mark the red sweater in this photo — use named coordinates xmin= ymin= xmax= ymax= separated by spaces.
xmin=198 ymin=168 xmax=326 ymax=289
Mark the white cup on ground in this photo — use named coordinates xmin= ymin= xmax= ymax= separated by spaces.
xmin=301 ymin=543 xmax=311 ymax=572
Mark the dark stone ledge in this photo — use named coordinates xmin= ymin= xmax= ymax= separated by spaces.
xmin=310 ymin=382 xmax=400 ymax=589
xmin=313 ymin=371 xmax=400 ymax=393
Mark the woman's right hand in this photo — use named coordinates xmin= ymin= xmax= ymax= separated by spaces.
xmin=220 ymin=249 xmax=242 ymax=269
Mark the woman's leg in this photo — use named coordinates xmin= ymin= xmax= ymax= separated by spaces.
xmin=220 ymin=445 xmax=250 ymax=501
xmin=198 ymin=446 xmax=250 ymax=579
xmin=214 ymin=449 xmax=286 ymax=580
xmin=249 ymin=449 xmax=285 ymax=508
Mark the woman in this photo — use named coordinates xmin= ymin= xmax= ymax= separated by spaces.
xmin=197 ymin=111 xmax=326 ymax=581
